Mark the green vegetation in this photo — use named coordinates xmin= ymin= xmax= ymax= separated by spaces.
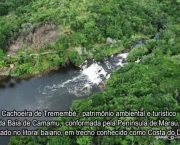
xmin=0 ymin=0 xmax=170 ymax=76
xmin=0 ymin=0 xmax=179 ymax=144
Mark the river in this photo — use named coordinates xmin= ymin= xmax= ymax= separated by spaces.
xmin=0 ymin=50 xmax=131 ymax=144
xmin=0 ymin=35 xmax=153 ymax=145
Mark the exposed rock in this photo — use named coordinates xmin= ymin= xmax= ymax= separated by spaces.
xmin=76 ymin=47 xmax=82 ymax=55
xmin=66 ymin=59 xmax=70 ymax=65
xmin=0 ymin=67 xmax=11 ymax=76
xmin=21 ymin=23 xmax=34 ymax=30
xmin=98 ymin=81 xmax=106 ymax=91
xmin=9 ymin=64 xmax=14 ymax=69
xmin=83 ymin=48 xmax=88 ymax=54
xmin=122 ymin=58 xmax=126 ymax=63
xmin=75 ymin=47 xmax=93 ymax=58
xmin=106 ymin=37 xmax=113 ymax=44
xmin=106 ymin=37 xmax=117 ymax=47
xmin=8 ymin=22 xmax=60 ymax=55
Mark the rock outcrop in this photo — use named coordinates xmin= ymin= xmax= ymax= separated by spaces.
xmin=0 ymin=67 xmax=11 ymax=76
xmin=8 ymin=22 xmax=60 ymax=55
xmin=106 ymin=37 xmax=117 ymax=47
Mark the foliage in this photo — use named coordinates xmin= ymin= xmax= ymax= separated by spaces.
xmin=0 ymin=32 xmax=7 ymax=50
xmin=9 ymin=41 xmax=180 ymax=144
xmin=0 ymin=2 xmax=9 ymax=16
xmin=0 ymin=49 xmax=5 ymax=59
xmin=4 ymin=0 xmax=180 ymax=144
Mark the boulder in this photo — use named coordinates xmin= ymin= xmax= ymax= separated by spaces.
xmin=106 ymin=37 xmax=117 ymax=47
xmin=0 ymin=67 xmax=11 ymax=76
xmin=106 ymin=37 xmax=113 ymax=44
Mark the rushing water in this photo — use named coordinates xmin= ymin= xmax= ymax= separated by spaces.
xmin=0 ymin=51 xmax=129 ymax=144
xmin=0 ymin=34 xmax=157 ymax=144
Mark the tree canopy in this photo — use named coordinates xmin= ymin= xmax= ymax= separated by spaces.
xmin=2 ymin=0 xmax=180 ymax=144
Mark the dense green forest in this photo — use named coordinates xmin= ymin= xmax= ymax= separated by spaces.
xmin=0 ymin=0 xmax=180 ymax=144
xmin=1 ymin=0 xmax=176 ymax=76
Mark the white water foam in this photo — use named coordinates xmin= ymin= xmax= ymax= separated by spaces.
xmin=67 ymin=83 xmax=92 ymax=97
xmin=136 ymin=58 xmax=141 ymax=63
xmin=116 ymin=53 xmax=129 ymax=66
xmin=82 ymin=63 xmax=107 ymax=85
xmin=41 ymin=52 xmax=129 ymax=97
xmin=105 ymin=61 xmax=112 ymax=69
xmin=41 ymin=73 xmax=94 ymax=97
xmin=117 ymin=52 xmax=129 ymax=58
xmin=79 ymin=60 xmax=88 ymax=70
xmin=106 ymin=74 xmax=111 ymax=79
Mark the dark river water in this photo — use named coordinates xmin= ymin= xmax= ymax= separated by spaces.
xmin=0 ymin=52 xmax=130 ymax=145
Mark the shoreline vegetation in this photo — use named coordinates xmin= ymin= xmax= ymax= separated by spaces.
xmin=0 ymin=0 xmax=180 ymax=144
xmin=0 ymin=0 xmax=152 ymax=80
xmin=0 ymin=44 xmax=127 ymax=81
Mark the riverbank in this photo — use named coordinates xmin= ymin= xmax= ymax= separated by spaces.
xmin=0 ymin=47 xmax=131 ymax=145
xmin=2 ymin=0 xmax=180 ymax=144
xmin=0 ymin=0 xmax=152 ymax=82
xmin=0 ymin=40 xmax=128 ymax=80
xmin=0 ymin=34 xmax=150 ymax=82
